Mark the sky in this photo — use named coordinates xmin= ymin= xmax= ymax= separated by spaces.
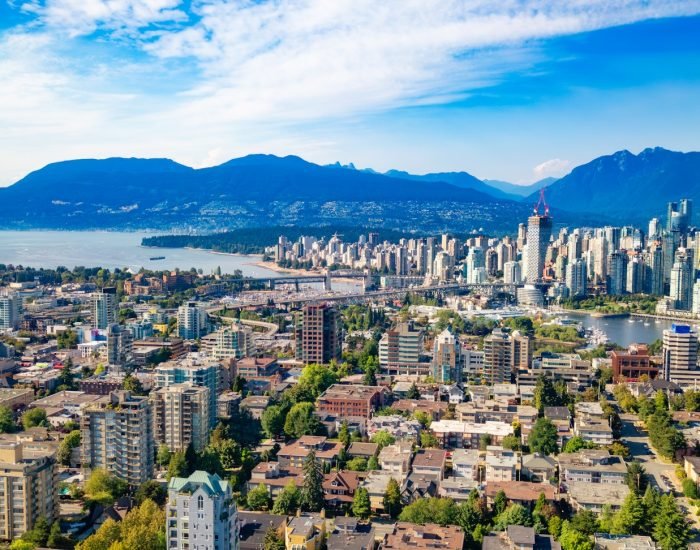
xmin=1 ymin=1 xmax=700 ymax=186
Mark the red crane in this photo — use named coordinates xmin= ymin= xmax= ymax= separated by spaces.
xmin=533 ymin=188 xmax=549 ymax=216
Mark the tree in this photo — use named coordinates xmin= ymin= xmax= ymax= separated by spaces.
xmin=122 ymin=373 xmax=144 ymax=395
xmin=22 ymin=408 xmax=48 ymax=430
xmin=367 ymin=455 xmax=379 ymax=470
xmin=571 ymin=510 xmax=599 ymax=536
xmin=625 ymin=461 xmax=647 ymax=494
xmin=272 ymin=481 xmax=301 ymax=515
xmin=406 ymin=383 xmax=421 ymax=400
xmin=232 ymin=375 xmax=246 ymax=393
xmin=338 ymin=421 xmax=351 ymax=448
xmin=352 ymin=487 xmax=371 ymax=519
xmin=420 ymin=431 xmax=440 ymax=449
xmin=501 ymin=434 xmax=520 ymax=451
xmin=534 ymin=375 xmax=560 ymax=413
xmin=414 ymin=411 xmax=432 ymax=428
xmin=562 ymin=436 xmax=597 ymax=454
xmin=299 ymin=364 xmax=339 ymax=397
xmin=284 ymin=402 xmax=321 ymax=438
xmin=528 ymin=417 xmax=558 ymax=455
xmin=399 ymin=497 xmax=460 ymax=526
xmin=383 ymin=478 xmax=402 ymax=519
xmin=611 ymin=491 xmax=645 ymax=535
xmin=166 ymin=451 xmax=189 ymax=480
xmin=370 ymin=430 xmax=395 ymax=449
xmin=478 ymin=434 xmax=492 ymax=451
xmin=46 ymin=521 xmax=71 ymax=549
xmin=559 ymin=520 xmax=594 ymax=550
xmin=157 ymin=444 xmax=172 ymax=467
xmin=21 ymin=516 xmax=51 ymax=546
xmin=346 ymin=457 xmax=368 ymax=471
xmin=0 ymin=405 xmax=15 ymax=433
xmin=247 ymin=483 xmax=272 ymax=511
xmin=57 ymin=430 xmax=81 ymax=466
xmin=135 ymin=480 xmax=167 ymax=506
xmin=653 ymin=494 xmax=690 ymax=550
xmin=85 ymin=468 xmax=128 ymax=506
xmin=493 ymin=490 xmax=507 ymax=516
xmin=58 ymin=358 xmax=75 ymax=389
xmin=261 ymin=405 xmax=286 ymax=439
xmin=11 ymin=541 xmax=37 ymax=550
xmin=263 ymin=527 xmax=285 ymax=550
xmin=301 ymin=450 xmax=324 ymax=512
xmin=682 ymin=478 xmax=698 ymax=498
xmin=495 ymin=504 xmax=532 ymax=531
xmin=363 ymin=365 xmax=377 ymax=386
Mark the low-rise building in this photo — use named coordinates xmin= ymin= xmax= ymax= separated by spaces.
xmin=383 ymin=522 xmax=465 ymax=550
xmin=485 ymin=447 xmax=518 ymax=482
xmin=567 ymin=482 xmax=629 ymax=513
xmin=0 ymin=388 xmax=35 ymax=410
xmin=483 ymin=525 xmax=561 ymax=550
xmin=317 ymin=384 xmax=387 ymax=418
xmin=247 ymin=462 xmax=302 ymax=498
xmin=366 ymin=415 xmax=421 ymax=442
xmin=593 ymin=534 xmax=658 ymax=549
xmin=485 ymin=481 xmax=556 ymax=507
xmin=522 ymin=454 xmax=557 ymax=483
xmin=558 ymin=450 xmax=627 ymax=486
xmin=412 ymin=449 xmax=447 ymax=480
xmin=327 ymin=517 xmax=374 ymax=550
xmin=430 ymin=420 xmax=513 ymax=449
xmin=278 ymin=436 xmax=342 ymax=469
xmin=378 ymin=441 xmax=413 ymax=475
xmin=285 ymin=513 xmax=326 ymax=550
xmin=452 ymin=448 xmax=480 ymax=479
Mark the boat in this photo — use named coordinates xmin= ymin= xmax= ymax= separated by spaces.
xmin=644 ymin=322 xmax=650 ymax=326
xmin=150 ymin=256 xmax=166 ymax=261
xmin=628 ymin=319 xmax=635 ymax=323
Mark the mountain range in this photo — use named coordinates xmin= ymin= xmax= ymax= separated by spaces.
xmin=0 ymin=147 xmax=696 ymax=233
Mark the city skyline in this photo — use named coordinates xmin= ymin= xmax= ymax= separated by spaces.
xmin=1 ymin=3 xmax=700 ymax=185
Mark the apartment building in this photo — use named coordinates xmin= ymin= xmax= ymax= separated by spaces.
xmin=295 ymin=303 xmax=342 ymax=365
xmin=316 ymin=384 xmax=386 ymax=418
xmin=81 ymin=391 xmax=153 ymax=487
xmin=378 ymin=321 xmax=427 ymax=376
xmin=152 ymin=383 xmax=210 ymax=453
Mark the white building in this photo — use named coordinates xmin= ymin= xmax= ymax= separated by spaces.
xmin=91 ymin=287 xmax=117 ymax=330
xmin=177 ymin=302 xmax=208 ymax=340
xmin=167 ymin=471 xmax=239 ymax=550
xmin=0 ymin=293 xmax=21 ymax=330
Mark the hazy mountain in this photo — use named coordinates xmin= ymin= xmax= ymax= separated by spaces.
xmin=383 ymin=169 xmax=517 ymax=200
xmin=0 ymin=154 xmax=532 ymax=232
xmin=527 ymin=147 xmax=700 ymax=222
xmin=484 ymin=177 xmax=557 ymax=197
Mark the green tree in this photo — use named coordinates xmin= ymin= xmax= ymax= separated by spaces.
xmin=625 ymin=461 xmax=647 ymax=494
xmin=261 ymin=405 xmax=286 ymax=439
xmin=263 ymin=527 xmax=285 ymax=550
xmin=534 ymin=374 xmax=560 ymax=413
xmin=571 ymin=510 xmax=599 ymax=536
xmin=399 ymin=497 xmax=459 ymax=526
xmin=156 ymin=444 xmax=172 ymax=467
xmin=363 ymin=365 xmax=377 ymax=386
xmin=406 ymin=383 xmax=421 ymax=400
xmin=299 ymin=364 xmax=339 ymax=397
xmin=135 ymin=480 xmax=167 ymax=506
xmin=122 ymin=373 xmax=144 ymax=395
xmin=559 ymin=520 xmax=594 ymax=550
xmin=493 ymin=490 xmax=508 ymax=516
xmin=420 ymin=431 xmax=440 ymax=449
xmin=247 ymin=483 xmax=272 ymax=511
xmin=501 ymin=434 xmax=520 ymax=451
xmin=57 ymin=430 xmax=81 ymax=466
xmin=272 ymin=481 xmax=301 ymax=515
xmin=301 ymin=450 xmax=324 ymax=512
xmin=85 ymin=468 xmax=128 ymax=506
xmin=367 ymin=455 xmax=379 ymax=470
xmin=10 ymin=541 xmax=36 ymax=550
xmin=383 ymin=478 xmax=402 ymax=519
xmin=166 ymin=451 xmax=189 ymax=480
xmin=611 ymin=491 xmax=645 ymax=535
xmin=21 ymin=516 xmax=51 ymax=546
xmin=352 ymin=487 xmax=371 ymax=519
xmin=284 ymin=402 xmax=321 ymax=438
xmin=495 ymin=504 xmax=532 ymax=530
xmin=46 ymin=521 xmax=71 ymax=549
xmin=682 ymin=478 xmax=698 ymax=498
xmin=562 ymin=436 xmax=597 ymax=454
xmin=0 ymin=405 xmax=15 ymax=433
xmin=338 ymin=421 xmax=351 ymax=448
xmin=346 ymin=457 xmax=368 ymax=471
xmin=58 ymin=358 xmax=75 ymax=389
xmin=370 ymin=430 xmax=395 ymax=449
xmin=652 ymin=494 xmax=690 ymax=550
xmin=528 ymin=417 xmax=558 ymax=455
xmin=22 ymin=408 xmax=48 ymax=430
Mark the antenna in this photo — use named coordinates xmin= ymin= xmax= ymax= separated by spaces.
xmin=534 ymin=188 xmax=549 ymax=216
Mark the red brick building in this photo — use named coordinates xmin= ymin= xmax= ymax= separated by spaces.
xmin=611 ymin=344 xmax=658 ymax=381
xmin=317 ymin=384 xmax=387 ymax=418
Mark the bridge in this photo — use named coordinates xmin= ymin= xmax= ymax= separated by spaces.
xmin=225 ymin=270 xmax=370 ymax=292
xmin=213 ymin=282 xmax=518 ymax=310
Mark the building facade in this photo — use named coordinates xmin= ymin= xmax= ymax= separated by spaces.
xmin=295 ymin=303 xmax=342 ymax=365
xmin=152 ymin=383 xmax=210 ymax=453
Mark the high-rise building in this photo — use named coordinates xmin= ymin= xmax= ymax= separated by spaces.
xmin=92 ymin=287 xmax=117 ymax=330
xmin=648 ymin=218 xmax=660 ymax=240
xmin=0 ymin=441 xmax=58 ymax=540
xmin=106 ymin=323 xmax=133 ymax=365
xmin=662 ymin=324 xmax=699 ymax=380
xmin=483 ymin=328 xmax=513 ymax=385
xmin=177 ymin=302 xmax=208 ymax=340
xmin=669 ymin=248 xmax=694 ymax=311
xmin=606 ymin=251 xmax=627 ymax=296
xmin=625 ymin=255 xmax=644 ymax=294
xmin=81 ymin=391 xmax=154 ymax=486
xmin=432 ymin=329 xmax=462 ymax=383
xmin=645 ymin=244 xmax=664 ymax=296
xmin=152 ymin=383 xmax=210 ymax=453
xmin=295 ymin=303 xmax=342 ymax=365
xmin=379 ymin=321 xmax=426 ymax=376
xmin=667 ymin=199 xmax=692 ymax=233
xmin=524 ymin=214 xmax=552 ymax=283
xmin=0 ymin=294 xmax=21 ymax=330
xmin=503 ymin=261 xmax=522 ymax=285
xmin=167 ymin=471 xmax=240 ymax=550
xmin=155 ymin=356 xmax=221 ymax=427
xmin=210 ymin=324 xmax=255 ymax=360
xmin=565 ymin=258 xmax=587 ymax=297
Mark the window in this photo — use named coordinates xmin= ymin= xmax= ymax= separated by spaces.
xmin=197 ymin=495 xmax=204 ymax=510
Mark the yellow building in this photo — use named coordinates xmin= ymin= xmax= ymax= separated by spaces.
xmin=284 ymin=513 xmax=326 ymax=550
xmin=0 ymin=441 xmax=58 ymax=540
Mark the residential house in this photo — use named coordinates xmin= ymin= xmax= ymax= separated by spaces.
xmin=412 ymin=449 xmax=447 ymax=480
xmin=382 ymin=523 xmax=465 ymax=550
xmin=323 ymin=471 xmax=360 ymax=510
xmin=378 ymin=441 xmax=413 ymax=475
xmin=451 ymin=449 xmax=480 ymax=480
xmin=277 ymin=436 xmax=342 ymax=469
xmin=285 ymin=513 xmax=326 ymax=550
xmin=482 ymin=525 xmax=561 ymax=550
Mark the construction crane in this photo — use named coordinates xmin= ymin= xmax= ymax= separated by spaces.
xmin=533 ymin=188 xmax=550 ymax=216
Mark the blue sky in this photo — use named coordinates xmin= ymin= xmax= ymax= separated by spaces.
xmin=1 ymin=1 xmax=699 ymax=186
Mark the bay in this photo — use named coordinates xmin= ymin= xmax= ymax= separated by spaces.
xmin=0 ymin=230 xmax=280 ymax=277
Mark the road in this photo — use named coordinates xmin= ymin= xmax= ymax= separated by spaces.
xmin=620 ymin=413 xmax=700 ymax=536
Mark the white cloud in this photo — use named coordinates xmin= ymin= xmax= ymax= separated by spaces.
xmin=533 ymin=158 xmax=572 ymax=179
xmin=1 ymin=0 xmax=700 ymax=183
